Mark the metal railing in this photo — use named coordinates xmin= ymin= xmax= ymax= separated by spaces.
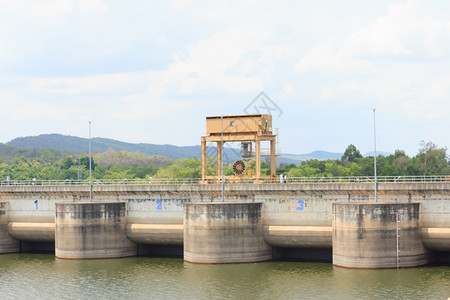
xmin=0 ymin=176 xmax=449 ymax=186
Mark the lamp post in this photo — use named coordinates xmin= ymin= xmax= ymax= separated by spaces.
xmin=372 ymin=109 xmax=377 ymax=202
xmin=89 ymin=121 xmax=92 ymax=202
xmin=221 ymin=115 xmax=224 ymax=202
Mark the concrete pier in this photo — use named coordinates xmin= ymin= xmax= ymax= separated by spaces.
xmin=332 ymin=203 xmax=430 ymax=268
xmin=55 ymin=202 xmax=136 ymax=259
xmin=183 ymin=202 xmax=272 ymax=263
xmin=0 ymin=202 xmax=20 ymax=254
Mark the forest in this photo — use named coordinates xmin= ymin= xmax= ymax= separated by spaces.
xmin=0 ymin=141 xmax=448 ymax=182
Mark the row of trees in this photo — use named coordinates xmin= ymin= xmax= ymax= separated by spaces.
xmin=0 ymin=150 xmax=170 ymax=181
xmin=0 ymin=156 xmax=92 ymax=181
xmin=279 ymin=141 xmax=450 ymax=178
xmin=0 ymin=141 xmax=448 ymax=181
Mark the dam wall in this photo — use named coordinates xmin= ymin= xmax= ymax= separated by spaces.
xmin=0 ymin=181 xmax=449 ymax=267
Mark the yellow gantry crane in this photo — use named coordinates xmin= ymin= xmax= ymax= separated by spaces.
xmin=201 ymin=114 xmax=278 ymax=183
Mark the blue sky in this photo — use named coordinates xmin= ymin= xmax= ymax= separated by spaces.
xmin=1 ymin=0 xmax=449 ymax=156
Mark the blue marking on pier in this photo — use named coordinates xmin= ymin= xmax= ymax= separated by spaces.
xmin=297 ymin=200 xmax=304 ymax=211
xmin=34 ymin=200 xmax=38 ymax=210
xmin=156 ymin=199 xmax=162 ymax=211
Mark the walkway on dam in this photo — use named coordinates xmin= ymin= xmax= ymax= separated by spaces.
xmin=1 ymin=175 xmax=449 ymax=186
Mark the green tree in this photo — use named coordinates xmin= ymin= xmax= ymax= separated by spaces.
xmin=77 ymin=156 xmax=96 ymax=172
xmin=92 ymin=165 xmax=106 ymax=179
xmin=287 ymin=163 xmax=322 ymax=177
xmin=277 ymin=163 xmax=297 ymax=175
xmin=341 ymin=144 xmax=362 ymax=165
xmin=154 ymin=159 xmax=202 ymax=178
xmin=355 ymin=156 xmax=374 ymax=176
xmin=261 ymin=160 xmax=271 ymax=176
xmin=414 ymin=141 xmax=449 ymax=175
xmin=102 ymin=166 xmax=133 ymax=179
xmin=61 ymin=157 xmax=74 ymax=170
xmin=348 ymin=162 xmax=362 ymax=176
xmin=38 ymin=162 xmax=64 ymax=180
xmin=391 ymin=150 xmax=410 ymax=175
xmin=9 ymin=156 xmax=36 ymax=180
xmin=324 ymin=161 xmax=339 ymax=177
xmin=306 ymin=159 xmax=326 ymax=173
xmin=0 ymin=162 xmax=11 ymax=180
xmin=336 ymin=164 xmax=352 ymax=176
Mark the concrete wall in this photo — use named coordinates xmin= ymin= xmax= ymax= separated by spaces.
xmin=0 ymin=202 xmax=20 ymax=253
xmin=0 ymin=182 xmax=449 ymax=254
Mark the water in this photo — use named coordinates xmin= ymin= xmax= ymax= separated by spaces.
xmin=0 ymin=254 xmax=449 ymax=300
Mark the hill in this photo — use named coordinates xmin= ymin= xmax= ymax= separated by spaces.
xmin=0 ymin=142 xmax=69 ymax=164
xmin=7 ymin=134 xmax=344 ymax=164
xmin=280 ymin=150 xmax=342 ymax=163
xmin=8 ymin=134 xmax=207 ymax=160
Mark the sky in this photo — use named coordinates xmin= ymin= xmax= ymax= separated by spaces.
xmin=1 ymin=0 xmax=449 ymax=156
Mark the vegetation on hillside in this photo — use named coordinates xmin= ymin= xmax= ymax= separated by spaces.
xmin=0 ymin=142 xmax=69 ymax=164
xmin=152 ymin=140 xmax=449 ymax=179
xmin=0 ymin=140 xmax=448 ymax=181
xmin=0 ymin=144 xmax=173 ymax=181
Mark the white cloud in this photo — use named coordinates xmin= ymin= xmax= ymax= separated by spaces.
xmin=163 ymin=26 xmax=265 ymax=95
xmin=296 ymin=43 xmax=372 ymax=76
xmin=30 ymin=0 xmax=74 ymax=19
xmin=296 ymin=0 xmax=450 ymax=120
xmin=0 ymin=0 xmax=449 ymax=155
xmin=12 ymin=101 xmax=73 ymax=121
xmin=0 ymin=0 xmax=73 ymax=21
xmin=298 ymin=0 xmax=450 ymax=71
xmin=28 ymin=72 xmax=149 ymax=96
xmin=342 ymin=0 xmax=450 ymax=60
xmin=78 ymin=0 xmax=109 ymax=14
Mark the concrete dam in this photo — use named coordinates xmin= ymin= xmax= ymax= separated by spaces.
xmin=1 ymin=180 xmax=449 ymax=268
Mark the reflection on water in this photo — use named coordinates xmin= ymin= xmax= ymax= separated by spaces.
xmin=0 ymin=254 xmax=449 ymax=300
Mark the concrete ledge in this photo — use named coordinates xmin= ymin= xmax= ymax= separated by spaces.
xmin=126 ymin=224 xmax=183 ymax=245
xmin=55 ymin=248 xmax=136 ymax=259
xmin=421 ymin=227 xmax=450 ymax=251
xmin=332 ymin=253 xmax=430 ymax=269
xmin=422 ymin=227 xmax=450 ymax=238
xmin=8 ymin=222 xmax=55 ymax=242
xmin=263 ymin=226 xmax=332 ymax=248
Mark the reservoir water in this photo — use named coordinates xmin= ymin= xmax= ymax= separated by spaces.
xmin=1 ymin=254 xmax=449 ymax=300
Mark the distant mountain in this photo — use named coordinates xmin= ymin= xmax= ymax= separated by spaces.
xmin=7 ymin=134 xmax=344 ymax=164
xmin=8 ymin=134 xmax=202 ymax=160
xmin=308 ymin=150 xmax=343 ymax=160
xmin=280 ymin=150 xmax=342 ymax=163
xmin=364 ymin=151 xmax=392 ymax=157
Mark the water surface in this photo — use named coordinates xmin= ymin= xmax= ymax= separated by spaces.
xmin=0 ymin=254 xmax=448 ymax=300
